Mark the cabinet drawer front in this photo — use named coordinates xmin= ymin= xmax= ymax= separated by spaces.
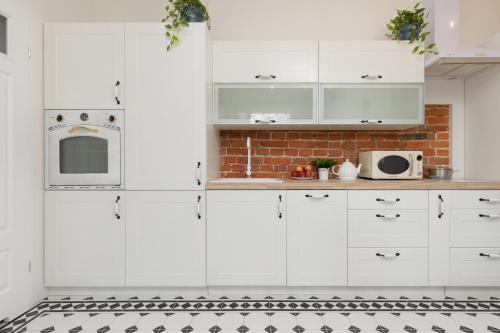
xmin=287 ymin=190 xmax=347 ymax=207
xmin=451 ymin=248 xmax=500 ymax=286
xmin=348 ymin=190 xmax=428 ymax=210
xmin=213 ymin=42 xmax=318 ymax=83
xmin=319 ymin=41 xmax=424 ymax=83
xmin=450 ymin=210 xmax=500 ymax=247
xmin=348 ymin=248 xmax=428 ymax=286
xmin=348 ymin=210 xmax=428 ymax=247
xmin=451 ymin=190 xmax=500 ymax=209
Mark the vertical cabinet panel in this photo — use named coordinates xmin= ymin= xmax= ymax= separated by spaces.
xmin=207 ymin=190 xmax=286 ymax=286
xmin=287 ymin=191 xmax=347 ymax=286
xmin=428 ymin=191 xmax=450 ymax=286
xmin=45 ymin=191 xmax=125 ymax=287
xmin=44 ymin=23 xmax=125 ymax=109
xmin=126 ymin=191 xmax=205 ymax=286
xmin=125 ymin=23 xmax=206 ymax=190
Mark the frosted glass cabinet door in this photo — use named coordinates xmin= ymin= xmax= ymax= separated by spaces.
xmin=214 ymin=84 xmax=317 ymax=124
xmin=320 ymin=84 xmax=424 ymax=125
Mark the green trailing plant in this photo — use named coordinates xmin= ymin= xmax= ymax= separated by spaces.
xmin=386 ymin=1 xmax=437 ymax=55
xmin=310 ymin=159 xmax=337 ymax=169
xmin=162 ymin=0 xmax=210 ymax=51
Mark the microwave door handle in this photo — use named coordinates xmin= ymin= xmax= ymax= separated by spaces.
xmin=409 ymin=154 xmax=414 ymax=177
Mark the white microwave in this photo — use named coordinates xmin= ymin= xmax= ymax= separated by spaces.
xmin=359 ymin=151 xmax=424 ymax=179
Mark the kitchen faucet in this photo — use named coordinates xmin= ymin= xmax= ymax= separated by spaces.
xmin=246 ymin=137 xmax=252 ymax=178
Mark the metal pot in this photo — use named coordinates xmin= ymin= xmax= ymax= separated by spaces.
xmin=428 ymin=167 xmax=457 ymax=180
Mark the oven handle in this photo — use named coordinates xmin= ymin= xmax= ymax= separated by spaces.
xmin=68 ymin=126 xmax=98 ymax=134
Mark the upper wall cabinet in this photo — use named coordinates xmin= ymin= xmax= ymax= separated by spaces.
xmin=45 ymin=24 xmax=125 ymax=110
xmin=213 ymin=41 xmax=318 ymax=83
xmin=319 ymin=41 xmax=424 ymax=84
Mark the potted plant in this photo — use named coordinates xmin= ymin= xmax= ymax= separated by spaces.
xmin=386 ymin=2 xmax=437 ymax=55
xmin=310 ymin=159 xmax=337 ymax=181
xmin=162 ymin=0 xmax=210 ymax=51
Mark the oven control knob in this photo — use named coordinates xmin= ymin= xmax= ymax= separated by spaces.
xmin=109 ymin=115 xmax=116 ymax=123
xmin=80 ymin=113 xmax=89 ymax=121
xmin=56 ymin=115 xmax=64 ymax=122
xmin=416 ymin=155 xmax=423 ymax=161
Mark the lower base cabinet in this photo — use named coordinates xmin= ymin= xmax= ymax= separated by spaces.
xmin=450 ymin=248 xmax=500 ymax=286
xmin=126 ymin=191 xmax=206 ymax=286
xmin=287 ymin=190 xmax=347 ymax=286
xmin=207 ymin=190 xmax=286 ymax=286
xmin=45 ymin=191 xmax=125 ymax=287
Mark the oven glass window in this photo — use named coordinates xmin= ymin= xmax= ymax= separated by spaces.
xmin=377 ymin=155 xmax=410 ymax=175
xmin=59 ymin=136 xmax=108 ymax=174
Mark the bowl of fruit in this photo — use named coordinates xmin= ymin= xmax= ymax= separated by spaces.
xmin=291 ymin=165 xmax=315 ymax=180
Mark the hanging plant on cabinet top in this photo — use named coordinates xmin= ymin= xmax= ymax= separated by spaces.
xmin=386 ymin=1 xmax=437 ymax=55
xmin=162 ymin=0 xmax=210 ymax=51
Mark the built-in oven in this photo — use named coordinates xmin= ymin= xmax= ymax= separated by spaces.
xmin=45 ymin=110 xmax=124 ymax=189
xmin=358 ymin=150 xmax=424 ymax=180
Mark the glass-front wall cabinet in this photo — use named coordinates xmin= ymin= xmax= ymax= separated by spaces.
xmin=320 ymin=83 xmax=424 ymax=125
xmin=214 ymin=84 xmax=317 ymax=124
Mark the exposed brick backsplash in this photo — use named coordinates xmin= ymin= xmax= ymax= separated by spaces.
xmin=220 ymin=105 xmax=450 ymax=179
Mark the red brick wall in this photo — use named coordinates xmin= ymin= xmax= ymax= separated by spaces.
xmin=219 ymin=105 xmax=451 ymax=179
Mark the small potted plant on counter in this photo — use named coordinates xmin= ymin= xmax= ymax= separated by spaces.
xmin=386 ymin=1 xmax=437 ymax=55
xmin=310 ymin=159 xmax=337 ymax=181
xmin=162 ymin=0 xmax=210 ymax=51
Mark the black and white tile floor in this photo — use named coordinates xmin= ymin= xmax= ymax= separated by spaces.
xmin=1 ymin=296 xmax=500 ymax=333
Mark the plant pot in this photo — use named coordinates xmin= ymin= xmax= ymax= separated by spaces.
xmin=318 ymin=168 xmax=329 ymax=181
xmin=399 ymin=24 xmax=420 ymax=40
xmin=182 ymin=6 xmax=206 ymax=22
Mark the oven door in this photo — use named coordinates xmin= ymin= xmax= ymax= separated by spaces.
xmin=376 ymin=152 xmax=413 ymax=178
xmin=48 ymin=125 xmax=121 ymax=186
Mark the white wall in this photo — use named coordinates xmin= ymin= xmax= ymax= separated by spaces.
xmin=464 ymin=66 xmax=500 ymax=180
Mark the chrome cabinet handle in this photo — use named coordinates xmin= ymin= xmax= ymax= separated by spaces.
xmin=376 ymin=198 xmax=400 ymax=203
xmin=376 ymin=252 xmax=400 ymax=258
xmin=376 ymin=214 xmax=400 ymax=219
xmin=479 ymin=198 xmax=500 ymax=202
xmin=438 ymin=195 xmax=445 ymax=219
xmin=114 ymin=196 xmax=121 ymax=220
xmin=361 ymin=119 xmax=383 ymax=124
xmin=305 ymin=194 xmax=330 ymax=199
xmin=196 ymin=195 xmax=202 ymax=220
xmin=479 ymin=213 xmax=500 ymax=219
xmin=361 ymin=74 xmax=383 ymax=80
xmin=114 ymin=81 xmax=121 ymax=105
xmin=480 ymin=253 xmax=500 ymax=258
xmin=255 ymin=74 xmax=277 ymax=80
xmin=196 ymin=162 xmax=202 ymax=186
xmin=253 ymin=119 xmax=277 ymax=124
xmin=278 ymin=195 xmax=283 ymax=219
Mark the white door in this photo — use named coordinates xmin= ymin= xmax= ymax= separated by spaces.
xmin=207 ymin=190 xmax=286 ymax=286
xmin=44 ymin=23 xmax=125 ymax=109
xmin=45 ymin=191 xmax=125 ymax=287
xmin=126 ymin=191 xmax=205 ymax=286
xmin=287 ymin=191 xmax=347 ymax=286
xmin=125 ymin=23 xmax=206 ymax=190
xmin=0 ymin=0 xmax=33 ymax=322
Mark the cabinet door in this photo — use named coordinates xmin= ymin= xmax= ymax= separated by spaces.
xmin=214 ymin=83 xmax=317 ymax=124
xmin=287 ymin=191 xmax=347 ymax=286
xmin=319 ymin=41 xmax=424 ymax=83
xmin=428 ymin=191 xmax=450 ymax=286
xmin=126 ymin=191 xmax=205 ymax=286
xmin=213 ymin=41 xmax=318 ymax=83
xmin=45 ymin=191 xmax=125 ymax=287
xmin=125 ymin=23 xmax=206 ymax=190
xmin=451 ymin=248 xmax=500 ymax=286
xmin=44 ymin=23 xmax=125 ymax=109
xmin=207 ymin=190 xmax=286 ymax=285
xmin=320 ymin=83 xmax=424 ymax=125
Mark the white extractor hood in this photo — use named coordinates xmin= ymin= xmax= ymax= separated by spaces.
xmin=423 ymin=0 xmax=500 ymax=78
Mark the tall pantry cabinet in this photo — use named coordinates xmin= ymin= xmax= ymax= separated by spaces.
xmin=44 ymin=23 xmax=209 ymax=287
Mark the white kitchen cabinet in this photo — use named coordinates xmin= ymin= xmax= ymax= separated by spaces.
xmin=214 ymin=83 xmax=317 ymax=124
xmin=428 ymin=191 xmax=450 ymax=286
xmin=450 ymin=209 xmax=500 ymax=247
xmin=213 ymin=41 xmax=318 ymax=83
xmin=319 ymin=41 xmax=424 ymax=83
xmin=287 ymin=190 xmax=347 ymax=286
xmin=348 ymin=190 xmax=428 ymax=210
xmin=45 ymin=191 xmax=125 ymax=287
xmin=126 ymin=191 xmax=205 ymax=286
xmin=450 ymin=190 xmax=500 ymax=209
xmin=207 ymin=190 xmax=286 ymax=286
xmin=450 ymin=248 xmax=500 ymax=286
xmin=125 ymin=23 xmax=206 ymax=190
xmin=44 ymin=23 xmax=125 ymax=109
xmin=348 ymin=248 xmax=428 ymax=286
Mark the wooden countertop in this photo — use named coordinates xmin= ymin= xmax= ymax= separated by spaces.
xmin=206 ymin=179 xmax=500 ymax=190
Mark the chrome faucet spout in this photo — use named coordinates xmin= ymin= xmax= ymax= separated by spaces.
xmin=246 ymin=137 xmax=252 ymax=178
